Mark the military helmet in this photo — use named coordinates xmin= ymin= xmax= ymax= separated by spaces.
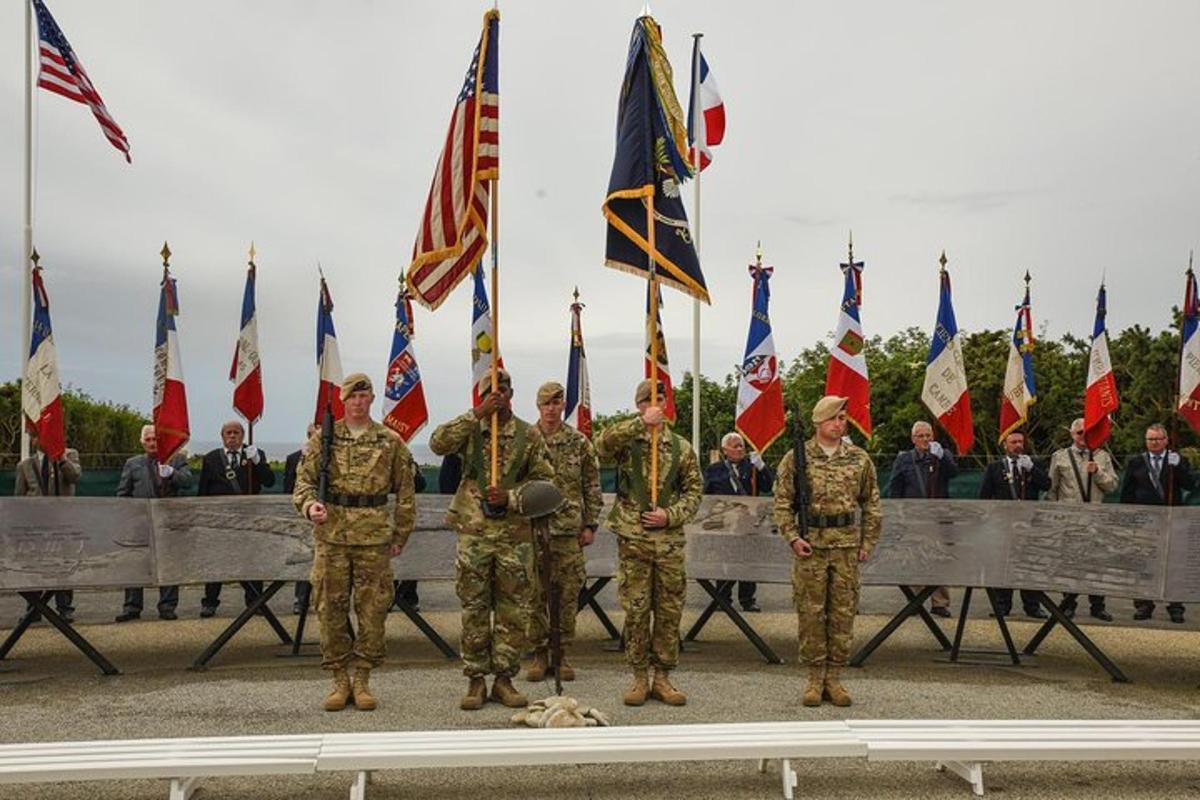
xmin=515 ymin=480 xmax=564 ymax=519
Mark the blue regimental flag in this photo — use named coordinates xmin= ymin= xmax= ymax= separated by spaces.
xmin=382 ymin=290 xmax=428 ymax=442
xmin=602 ymin=15 xmax=708 ymax=303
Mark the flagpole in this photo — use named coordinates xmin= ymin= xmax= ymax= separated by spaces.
xmin=690 ymin=33 xmax=703 ymax=455
xmin=21 ymin=0 xmax=35 ymax=461
xmin=648 ymin=207 xmax=660 ymax=507
xmin=489 ymin=184 xmax=500 ymax=485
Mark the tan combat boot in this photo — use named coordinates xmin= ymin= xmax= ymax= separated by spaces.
xmin=822 ymin=665 xmax=852 ymax=707
xmin=460 ymin=676 xmax=488 ymax=711
xmin=524 ymin=649 xmax=549 ymax=682
xmin=802 ymin=665 xmax=825 ymax=707
xmin=650 ymin=668 xmax=687 ymax=706
xmin=490 ymin=675 xmax=529 ymax=708
xmin=622 ymin=670 xmax=649 ymax=706
xmin=556 ymin=656 xmax=576 ymax=682
xmin=352 ymin=668 xmax=378 ymax=711
xmin=323 ymin=669 xmax=352 ymax=712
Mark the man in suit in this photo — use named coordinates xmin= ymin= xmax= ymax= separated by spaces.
xmin=285 ymin=424 xmax=317 ymax=614
xmin=702 ymin=431 xmax=773 ymax=612
xmin=979 ymin=430 xmax=1050 ymax=618
xmin=1125 ymin=423 xmax=1194 ymax=623
xmin=197 ymin=420 xmax=276 ymax=617
xmin=14 ymin=432 xmax=83 ymax=623
xmin=116 ymin=424 xmax=193 ymax=621
xmin=1046 ymin=417 xmax=1119 ymax=621
xmin=888 ymin=420 xmax=959 ymax=617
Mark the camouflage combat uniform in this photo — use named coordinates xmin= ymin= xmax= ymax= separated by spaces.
xmin=430 ymin=411 xmax=554 ymax=678
xmin=528 ymin=423 xmax=602 ymax=655
xmin=293 ymin=421 xmax=416 ymax=671
xmin=595 ymin=417 xmax=702 ymax=672
xmin=773 ymin=438 xmax=881 ymax=667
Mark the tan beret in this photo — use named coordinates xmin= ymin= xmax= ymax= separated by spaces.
xmin=811 ymin=395 xmax=849 ymax=423
xmin=478 ymin=368 xmax=513 ymax=398
xmin=537 ymin=381 xmax=565 ymax=405
xmin=635 ymin=379 xmax=666 ymax=405
xmin=340 ymin=372 xmax=373 ymax=401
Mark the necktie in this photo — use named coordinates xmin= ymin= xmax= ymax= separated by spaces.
xmin=1153 ymin=455 xmax=1162 ymax=474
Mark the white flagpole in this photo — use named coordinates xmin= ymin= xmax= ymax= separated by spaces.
xmin=22 ymin=0 xmax=35 ymax=461
xmin=690 ymin=33 xmax=703 ymax=453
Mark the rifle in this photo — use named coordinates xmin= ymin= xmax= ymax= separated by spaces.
xmin=317 ymin=381 xmax=335 ymax=510
xmin=537 ymin=518 xmax=563 ymax=695
xmin=790 ymin=419 xmax=810 ymax=541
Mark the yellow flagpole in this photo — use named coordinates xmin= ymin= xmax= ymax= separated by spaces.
xmin=647 ymin=196 xmax=659 ymax=508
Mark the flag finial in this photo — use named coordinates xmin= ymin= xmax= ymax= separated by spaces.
xmin=848 ymin=231 xmax=854 ymax=264
xmin=573 ymin=286 xmax=580 ymax=303
xmin=639 ymin=2 xmax=652 ymax=18
xmin=1189 ymin=250 xmax=1194 ymax=275
xmin=939 ymin=250 xmax=948 ymax=271
xmin=755 ymin=241 xmax=763 ymax=267
xmin=1024 ymin=269 xmax=1031 ymax=287
xmin=248 ymin=242 xmax=257 ymax=266
xmin=160 ymin=241 xmax=172 ymax=267
xmin=30 ymin=248 xmax=40 ymax=269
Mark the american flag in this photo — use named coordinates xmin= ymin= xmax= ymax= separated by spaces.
xmin=405 ymin=9 xmax=499 ymax=310
xmin=33 ymin=0 xmax=131 ymax=162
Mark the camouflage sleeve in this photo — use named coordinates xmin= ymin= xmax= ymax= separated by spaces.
xmin=594 ymin=416 xmax=644 ymax=462
xmin=664 ymin=441 xmax=702 ymax=526
xmin=773 ymin=451 xmax=799 ymax=544
xmin=293 ymin=430 xmax=322 ymax=519
xmin=429 ymin=411 xmax=477 ymax=457
xmin=390 ymin=438 xmax=416 ymax=548
xmin=581 ymin=437 xmax=603 ymax=529
xmin=858 ymin=454 xmax=883 ymax=556
xmin=510 ymin=431 xmax=556 ymax=510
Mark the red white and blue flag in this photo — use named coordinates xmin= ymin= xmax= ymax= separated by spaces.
xmin=1179 ymin=266 xmax=1200 ymax=434
xmin=686 ymin=40 xmax=725 ymax=172
xmin=1084 ymin=283 xmax=1119 ymax=449
xmin=382 ymin=290 xmax=428 ymax=442
xmin=32 ymin=0 xmax=131 ymax=162
xmin=998 ymin=281 xmax=1036 ymax=441
xmin=229 ymin=257 xmax=263 ymax=426
xmin=471 ymin=264 xmax=503 ymax=405
xmin=825 ymin=253 xmax=871 ymax=437
xmin=565 ymin=294 xmax=592 ymax=438
xmin=406 ymin=9 xmax=499 ymax=310
xmin=735 ymin=264 xmax=786 ymax=452
xmin=22 ymin=263 xmax=66 ymax=461
xmin=314 ymin=276 xmax=344 ymax=424
xmin=153 ymin=264 xmax=190 ymax=461
xmin=645 ymin=282 xmax=676 ymax=423
xmin=921 ymin=263 xmax=973 ymax=453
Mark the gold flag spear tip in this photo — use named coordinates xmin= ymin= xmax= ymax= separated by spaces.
xmin=755 ymin=240 xmax=763 ymax=266
xmin=160 ymin=241 xmax=172 ymax=268
xmin=639 ymin=2 xmax=652 ymax=18
xmin=572 ymin=285 xmax=580 ymax=303
xmin=30 ymin=248 xmax=40 ymax=269
xmin=248 ymin=242 xmax=257 ymax=266
xmin=848 ymin=230 xmax=854 ymax=263
xmin=1024 ymin=269 xmax=1032 ymax=286
xmin=939 ymin=250 xmax=948 ymax=271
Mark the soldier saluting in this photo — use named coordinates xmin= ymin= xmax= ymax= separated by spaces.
xmin=774 ymin=396 xmax=881 ymax=707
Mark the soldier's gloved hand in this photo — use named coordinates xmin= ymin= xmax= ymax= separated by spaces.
xmin=486 ymin=485 xmax=508 ymax=507
xmin=157 ymin=463 xmax=174 ymax=479
xmin=241 ymin=446 xmax=261 ymax=464
xmin=640 ymin=507 xmax=669 ymax=528
xmin=1168 ymin=451 xmax=1181 ymax=467
xmin=928 ymin=441 xmax=944 ymax=459
xmin=749 ymin=451 xmax=766 ymax=470
xmin=307 ymin=502 xmax=328 ymax=524
xmin=1016 ymin=454 xmax=1034 ymax=472
xmin=790 ymin=538 xmax=813 ymax=558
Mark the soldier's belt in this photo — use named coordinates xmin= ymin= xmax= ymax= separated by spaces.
xmin=327 ymin=493 xmax=389 ymax=508
xmin=803 ymin=511 xmax=857 ymax=529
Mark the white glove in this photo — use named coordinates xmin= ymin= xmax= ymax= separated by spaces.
xmin=1168 ymin=451 xmax=1181 ymax=467
xmin=1016 ymin=454 xmax=1034 ymax=472
xmin=928 ymin=441 xmax=944 ymax=459
xmin=242 ymin=446 xmax=261 ymax=465
xmin=158 ymin=463 xmax=175 ymax=479
xmin=749 ymin=452 xmax=766 ymax=470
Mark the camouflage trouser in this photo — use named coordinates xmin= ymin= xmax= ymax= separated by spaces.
xmin=311 ymin=541 xmax=394 ymax=671
xmin=528 ymin=534 xmax=587 ymax=653
xmin=456 ymin=531 xmax=535 ymax=678
xmin=793 ymin=546 xmax=861 ymax=667
xmin=617 ymin=536 xmax=686 ymax=672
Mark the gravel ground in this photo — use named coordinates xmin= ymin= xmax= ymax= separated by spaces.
xmin=2 ymin=583 xmax=1200 ymax=799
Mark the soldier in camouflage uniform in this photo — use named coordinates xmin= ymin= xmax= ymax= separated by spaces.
xmin=773 ymin=395 xmax=881 ymax=708
xmin=430 ymin=369 xmax=555 ymax=711
xmin=595 ymin=379 xmax=702 ymax=707
xmin=294 ymin=373 xmax=416 ymax=712
xmin=524 ymin=381 xmax=603 ymax=683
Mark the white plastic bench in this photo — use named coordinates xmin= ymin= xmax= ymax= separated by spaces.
xmin=0 ymin=734 xmax=322 ymax=800
xmin=847 ymin=719 xmax=1200 ymax=796
xmin=317 ymin=721 xmax=866 ymax=800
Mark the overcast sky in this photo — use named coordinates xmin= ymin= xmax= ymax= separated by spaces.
xmin=2 ymin=1 xmax=1198 ymax=450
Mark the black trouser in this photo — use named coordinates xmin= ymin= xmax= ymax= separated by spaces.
xmin=1134 ymin=599 xmax=1185 ymax=616
xmin=991 ymin=588 xmax=1041 ymax=615
xmin=25 ymin=590 xmax=74 ymax=615
xmin=203 ymin=581 xmax=264 ymax=609
xmin=718 ymin=581 xmax=757 ymax=607
xmin=1062 ymin=594 xmax=1107 ymax=612
xmin=294 ymin=581 xmax=311 ymax=604
xmin=394 ymin=580 xmax=419 ymax=607
xmin=123 ymin=586 xmax=178 ymax=613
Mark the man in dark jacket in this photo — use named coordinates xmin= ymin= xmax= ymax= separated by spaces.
xmin=978 ymin=430 xmax=1050 ymax=618
xmin=702 ymin=431 xmax=773 ymax=612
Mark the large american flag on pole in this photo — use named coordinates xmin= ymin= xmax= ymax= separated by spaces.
xmin=32 ymin=0 xmax=131 ymax=162
xmin=405 ymin=10 xmax=499 ymax=311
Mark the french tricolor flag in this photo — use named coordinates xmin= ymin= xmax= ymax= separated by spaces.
xmin=314 ymin=276 xmax=345 ymax=424
xmin=825 ymin=250 xmax=871 ymax=437
xmin=153 ymin=260 xmax=190 ymax=461
xmin=565 ymin=293 xmax=593 ymax=438
xmin=22 ymin=263 xmax=66 ymax=461
xmin=1083 ymin=283 xmax=1119 ymax=449
xmin=1179 ymin=266 xmax=1200 ymax=434
xmin=686 ymin=39 xmax=725 ymax=172
xmin=921 ymin=260 xmax=973 ymax=454
xmin=998 ymin=281 xmax=1036 ymax=441
xmin=229 ymin=256 xmax=263 ymax=426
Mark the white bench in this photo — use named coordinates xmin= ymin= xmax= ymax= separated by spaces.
xmin=847 ymin=719 xmax=1200 ymax=796
xmin=317 ymin=721 xmax=866 ymax=800
xmin=0 ymin=734 xmax=322 ymax=800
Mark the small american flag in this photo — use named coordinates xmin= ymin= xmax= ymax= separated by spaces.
xmin=33 ymin=0 xmax=131 ymax=162
xmin=405 ymin=9 xmax=498 ymax=310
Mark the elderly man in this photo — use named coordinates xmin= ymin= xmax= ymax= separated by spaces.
xmin=197 ymin=420 xmax=276 ymax=616
xmin=115 ymin=425 xmax=193 ymax=621
xmin=1046 ymin=417 xmax=1119 ymax=621
xmin=888 ymin=420 xmax=958 ymax=617
xmin=14 ymin=432 xmax=83 ymax=623
xmin=1124 ymin=423 xmax=1194 ymax=623
xmin=703 ymin=431 xmax=773 ymax=612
